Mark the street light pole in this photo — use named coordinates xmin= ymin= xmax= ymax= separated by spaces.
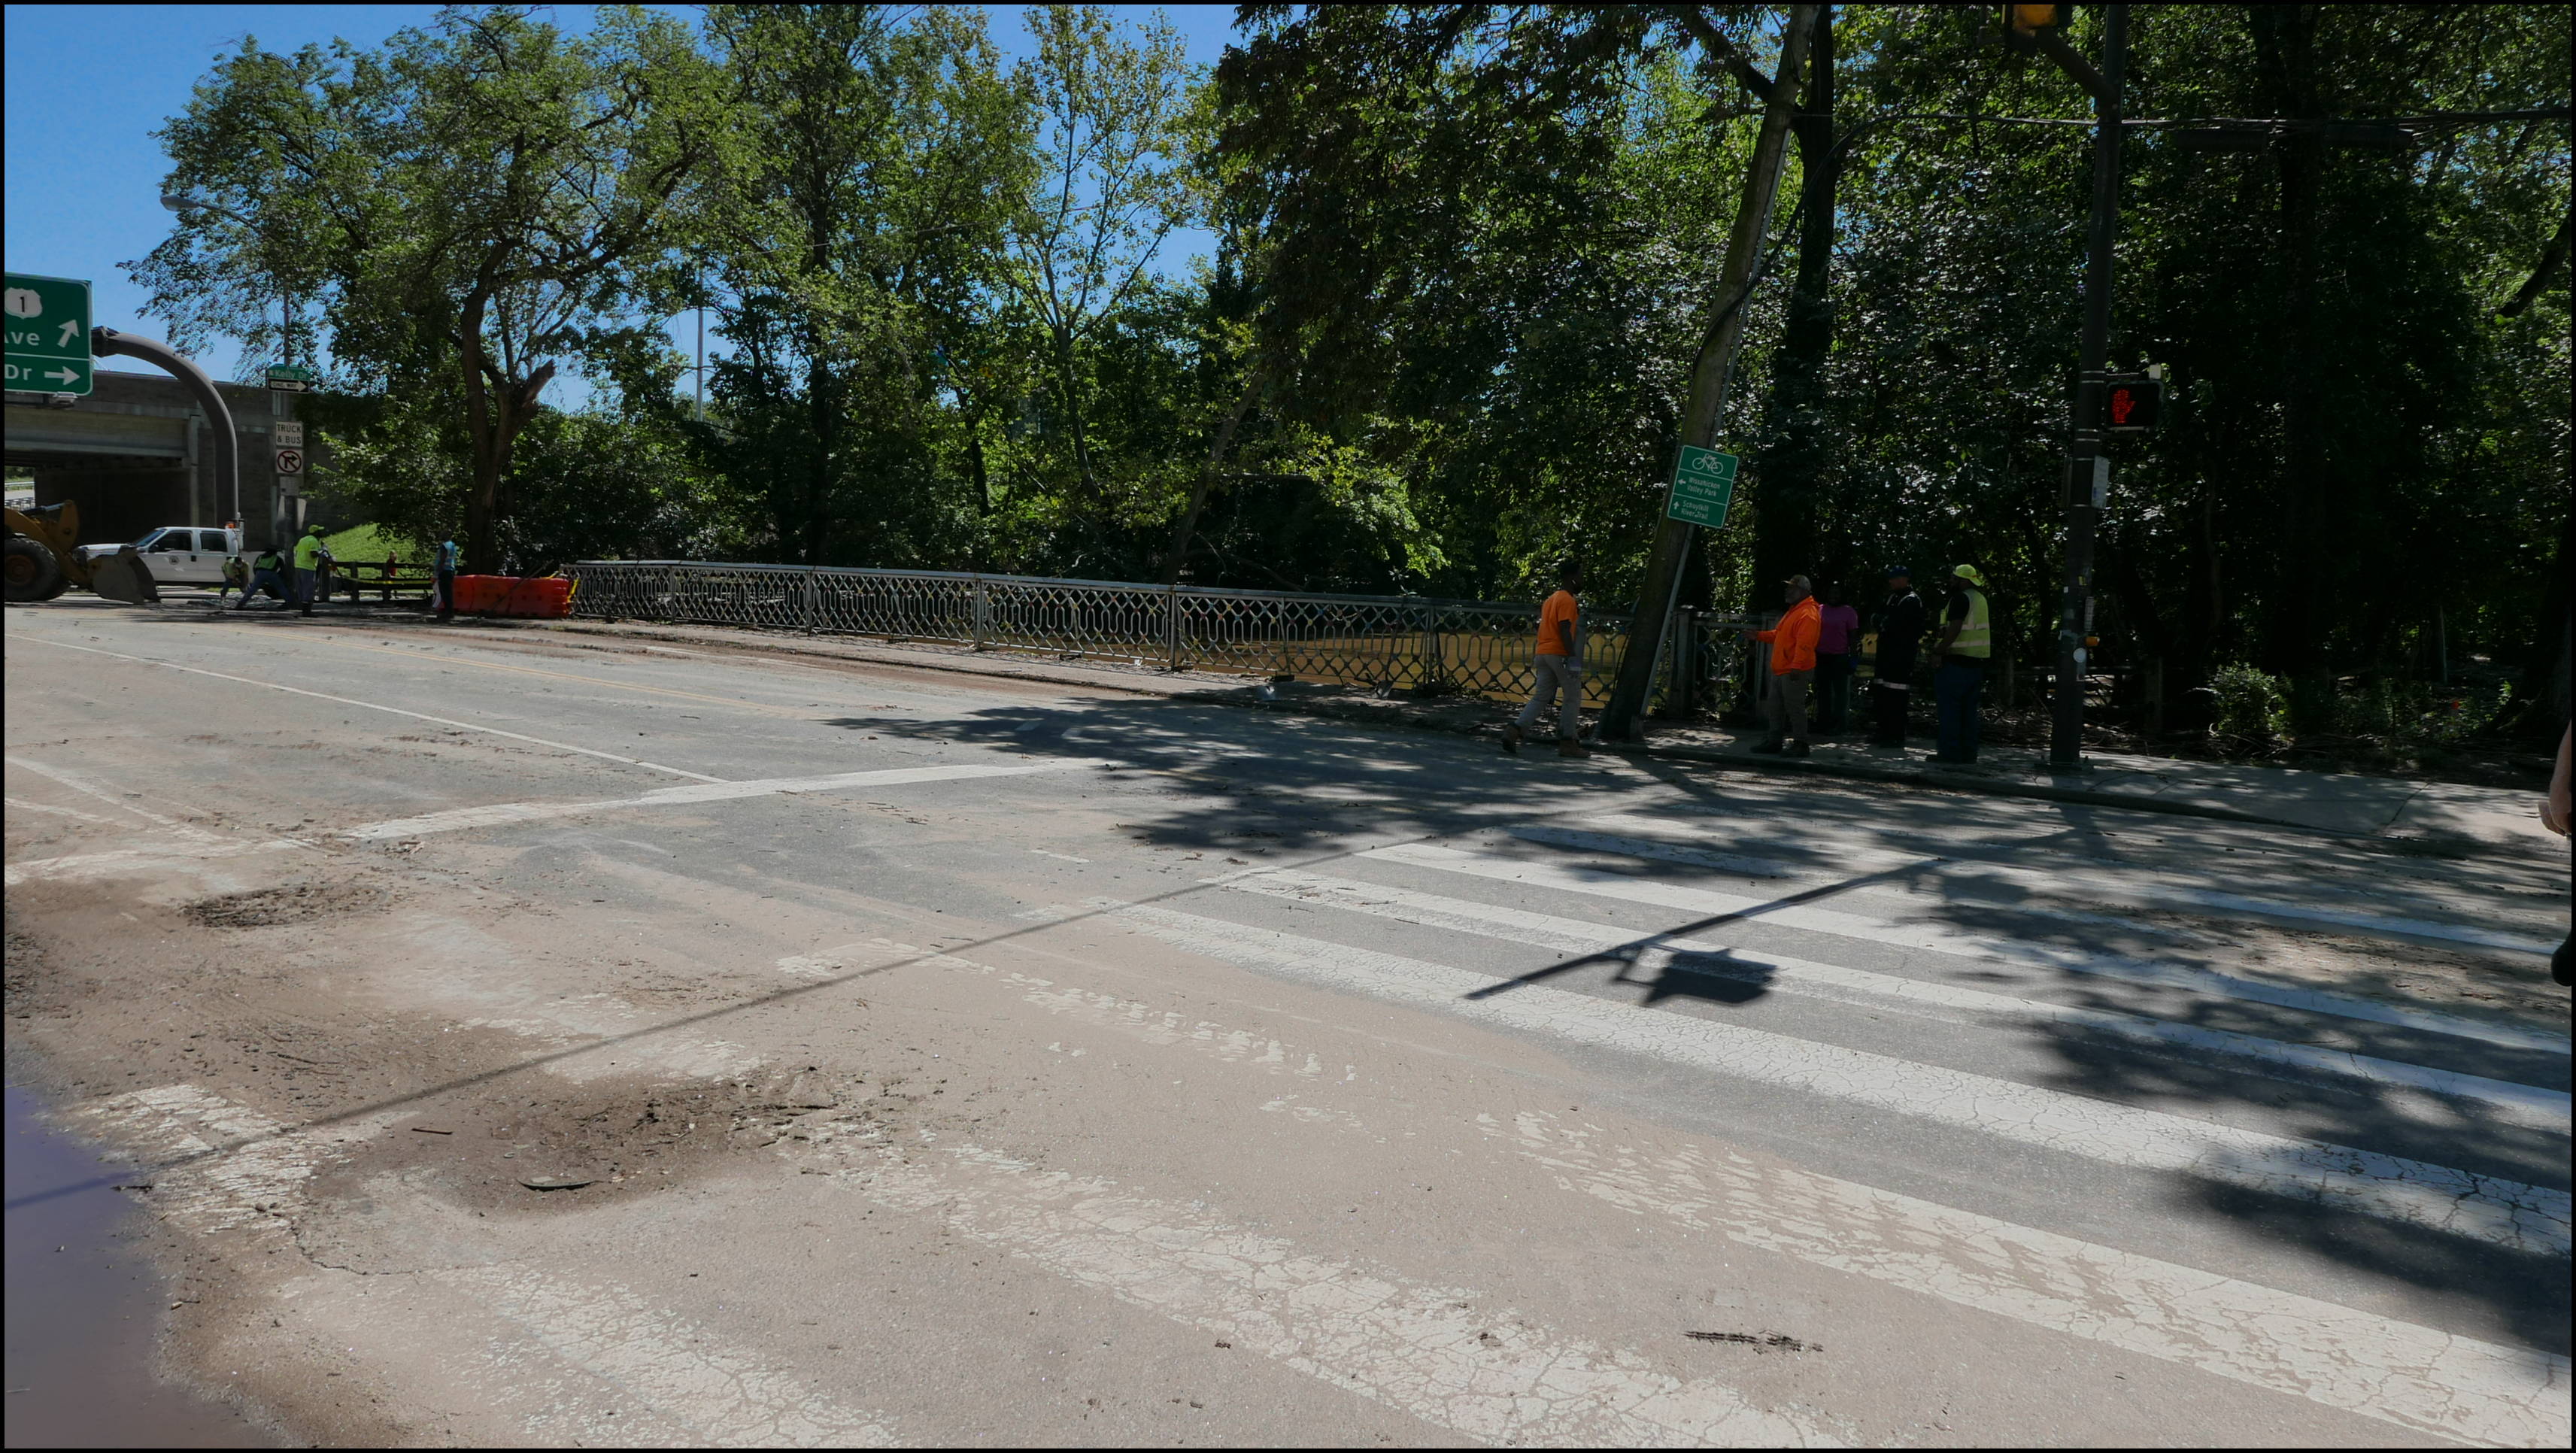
xmin=2047 ymin=5 xmax=2127 ymax=769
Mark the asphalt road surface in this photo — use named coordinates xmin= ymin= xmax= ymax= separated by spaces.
xmin=5 ymin=599 xmax=2568 ymax=1448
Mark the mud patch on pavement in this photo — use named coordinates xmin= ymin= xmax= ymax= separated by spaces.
xmin=310 ymin=1064 xmax=942 ymax=1217
xmin=2142 ymin=910 xmax=2568 ymax=1028
xmin=185 ymin=880 xmax=393 ymax=928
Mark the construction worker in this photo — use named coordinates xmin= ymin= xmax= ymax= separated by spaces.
xmin=293 ymin=524 xmax=327 ymax=616
xmin=217 ymin=552 xmax=249 ymax=605
xmin=1742 ymin=573 xmax=1822 ymax=757
xmin=1870 ymin=566 xmax=1928 ymax=747
xmin=1814 ymin=584 xmax=1861 ymax=734
xmin=237 ymin=545 xmax=288 ymax=609
xmin=434 ymin=536 xmax=459 ymax=622
xmin=1931 ymin=564 xmax=1992 ymax=763
xmin=1502 ymin=560 xmax=1590 ymax=758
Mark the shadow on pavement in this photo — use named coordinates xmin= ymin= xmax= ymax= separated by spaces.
xmin=18 ymin=608 xmax=2566 ymax=1358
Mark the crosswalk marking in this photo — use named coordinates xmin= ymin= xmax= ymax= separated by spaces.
xmin=1491 ymin=1112 xmax=2570 ymax=1448
xmin=1537 ymin=816 xmax=2563 ymax=959
xmin=341 ymin=758 xmax=1106 ymax=842
xmin=985 ymin=917 xmax=2568 ymax=1445
xmin=1373 ymin=840 xmax=2572 ymax=1055
xmin=834 ymin=1143 xmax=1844 ymax=1447
xmin=1223 ymin=869 xmax=2570 ymax=1130
xmin=1106 ymin=902 xmax=2572 ymax=1256
xmin=80 ymin=1084 xmax=897 ymax=1448
xmin=429 ymin=1265 xmax=900 ymax=1448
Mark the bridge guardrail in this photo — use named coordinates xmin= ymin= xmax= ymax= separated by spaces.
xmin=565 ymin=561 xmax=1761 ymax=712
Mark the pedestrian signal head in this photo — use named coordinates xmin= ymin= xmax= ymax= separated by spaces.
xmin=2104 ymin=375 xmax=2163 ymax=434
xmin=2007 ymin=4 xmax=2062 ymax=32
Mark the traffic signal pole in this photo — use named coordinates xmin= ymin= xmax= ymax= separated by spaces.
xmin=2049 ymin=5 xmax=2126 ymax=768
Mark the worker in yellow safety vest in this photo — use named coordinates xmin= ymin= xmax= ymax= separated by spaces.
xmin=293 ymin=525 xmax=328 ymax=617
xmin=1931 ymin=564 xmax=1991 ymax=764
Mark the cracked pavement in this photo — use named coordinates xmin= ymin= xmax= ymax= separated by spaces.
xmin=6 ymin=600 xmax=2568 ymax=1446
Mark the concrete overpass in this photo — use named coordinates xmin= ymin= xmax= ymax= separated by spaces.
xmin=4 ymin=370 xmax=337 ymax=551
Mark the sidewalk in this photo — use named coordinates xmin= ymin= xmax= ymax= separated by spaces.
xmin=519 ymin=617 xmax=2563 ymax=856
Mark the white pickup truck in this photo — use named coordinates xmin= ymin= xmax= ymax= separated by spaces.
xmin=77 ymin=526 xmax=244 ymax=585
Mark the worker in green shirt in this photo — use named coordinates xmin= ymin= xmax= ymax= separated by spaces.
xmin=293 ymin=525 xmax=328 ymax=617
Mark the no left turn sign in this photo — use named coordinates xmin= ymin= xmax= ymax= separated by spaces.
xmin=275 ymin=447 xmax=305 ymax=475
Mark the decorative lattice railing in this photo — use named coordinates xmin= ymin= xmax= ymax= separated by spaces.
xmin=564 ymin=561 xmax=1755 ymax=711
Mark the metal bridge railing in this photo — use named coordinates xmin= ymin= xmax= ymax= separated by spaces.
xmin=564 ymin=561 xmax=1755 ymax=713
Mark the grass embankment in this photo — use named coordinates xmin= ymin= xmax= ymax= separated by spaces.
xmin=317 ymin=523 xmax=408 ymax=562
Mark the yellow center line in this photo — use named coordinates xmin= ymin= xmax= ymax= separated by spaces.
xmin=296 ymin=635 xmax=830 ymax=720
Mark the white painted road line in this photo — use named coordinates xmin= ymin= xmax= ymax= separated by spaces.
xmin=837 ymin=1144 xmax=1843 ymax=1447
xmin=5 ymin=754 xmax=216 ymax=835
xmin=3 ymin=836 xmax=304 ymax=888
xmin=1491 ymin=1112 xmax=2571 ymax=1449
xmin=1522 ymin=821 xmax=1931 ymax=879
xmin=1106 ymin=903 xmax=2573 ymax=1255
xmin=76 ymin=1083 xmax=392 ymax=1238
xmin=15 ymin=634 xmax=728 ymax=781
xmin=77 ymin=1087 xmax=896 ymax=1447
xmin=1381 ymin=840 xmax=2573 ymax=1055
xmin=1538 ymin=817 xmax=2562 ymax=959
xmin=342 ymin=758 xmax=1109 ymax=841
xmin=1226 ymin=869 xmax=2571 ymax=1130
xmin=428 ymin=1264 xmax=901 ymax=1448
xmin=867 ymin=948 xmax=2573 ymax=1447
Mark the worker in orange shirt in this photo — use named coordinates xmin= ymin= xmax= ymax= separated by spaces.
xmin=1502 ymin=560 xmax=1591 ymax=759
xmin=1742 ymin=573 xmax=1822 ymax=757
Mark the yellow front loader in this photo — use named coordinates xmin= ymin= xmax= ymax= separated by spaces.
xmin=4 ymin=502 xmax=159 ymax=605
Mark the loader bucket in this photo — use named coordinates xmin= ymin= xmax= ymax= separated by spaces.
xmin=87 ymin=551 xmax=160 ymax=605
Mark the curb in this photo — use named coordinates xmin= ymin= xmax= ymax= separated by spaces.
xmin=1604 ymin=741 xmax=2311 ymax=833
xmin=542 ymin=619 xmax=2499 ymax=853
xmin=543 ymin=621 xmax=1228 ymax=701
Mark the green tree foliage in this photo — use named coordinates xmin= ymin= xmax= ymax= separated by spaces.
xmin=1213 ymin=5 xmax=1778 ymax=604
xmin=128 ymin=4 xmax=2566 ymax=728
xmin=698 ymin=3 xmax=1027 ymax=568
xmin=1005 ymin=5 xmax=1202 ymax=501
xmin=1814 ymin=4 xmax=2568 ymax=720
xmin=131 ymin=5 xmax=724 ymax=572
xmin=320 ymin=399 xmax=730 ymax=569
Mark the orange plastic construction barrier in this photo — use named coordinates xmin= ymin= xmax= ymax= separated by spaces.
xmin=451 ymin=575 xmax=573 ymax=618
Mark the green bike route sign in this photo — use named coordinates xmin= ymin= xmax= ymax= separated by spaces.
xmin=1667 ymin=444 xmax=1737 ymax=527
xmin=4 ymin=272 xmax=93 ymax=395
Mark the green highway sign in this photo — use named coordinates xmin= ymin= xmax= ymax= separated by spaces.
xmin=1667 ymin=444 xmax=1738 ymax=527
xmin=4 ymin=272 xmax=93 ymax=395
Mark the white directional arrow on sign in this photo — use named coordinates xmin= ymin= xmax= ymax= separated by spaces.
xmin=44 ymin=366 xmax=80 ymax=384
xmin=56 ymin=319 xmax=80 ymax=347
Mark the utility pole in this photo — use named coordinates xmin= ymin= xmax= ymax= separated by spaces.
xmin=1604 ymin=3 xmax=1819 ymax=741
xmin=2027 ymin=5 xmax=2128 ymax=768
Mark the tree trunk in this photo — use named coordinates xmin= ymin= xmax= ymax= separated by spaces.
xmin=806 ymin=350 xmax=836 ymax=566
xmin=1601 ymin=4 xmax=1819 ymax=739
xmin=2252 ymin=5 xmax=2326 ymax=695
xmin=1159 ymin=367 xmax=1264 ymax=584
xmin=458 ymin=294 xmax=502 ymax=575
xmin=1752 ymin=5 xmax=1837 ymax=596
xmin=1053 ymin=326 xmax=1098 ymax=494
xmin=454 ymin=292 xmax=551 ymax=575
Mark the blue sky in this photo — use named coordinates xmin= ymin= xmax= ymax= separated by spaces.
xmin=2 ymin=3 xmax=1246 ymax=393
